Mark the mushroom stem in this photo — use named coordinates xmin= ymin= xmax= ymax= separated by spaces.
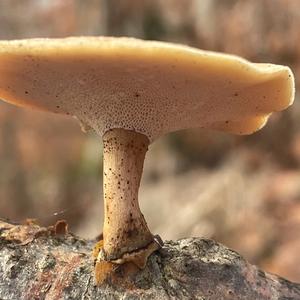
xmin=102 ymin=128 xmax=154 ymax=261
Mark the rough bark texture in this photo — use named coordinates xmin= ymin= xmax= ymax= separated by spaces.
xmin=0 ymin=220 xmax=300 ymax=300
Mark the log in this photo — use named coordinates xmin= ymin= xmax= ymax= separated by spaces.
xmin=0 ymin=220 xmax=299 ymax=300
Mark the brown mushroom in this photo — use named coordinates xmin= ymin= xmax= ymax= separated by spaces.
xmin=0 ymin=37 xmax=295 ymax=271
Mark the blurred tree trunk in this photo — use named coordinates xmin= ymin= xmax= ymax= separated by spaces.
xmin=0 ymin=110 xmax=31 ymax=218
xmin=0 ymin=220 xmax=300 ymax=299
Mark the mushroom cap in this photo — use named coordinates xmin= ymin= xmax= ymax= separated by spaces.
xmin=0 ymin=37 xmax=295 ymax=142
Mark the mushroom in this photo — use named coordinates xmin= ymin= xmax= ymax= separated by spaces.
xmin=0 ymin=37 xmax=295 ymax=271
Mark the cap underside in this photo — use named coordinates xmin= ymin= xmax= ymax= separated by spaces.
xmin=0 ymin=37 xmax=295 ymax=141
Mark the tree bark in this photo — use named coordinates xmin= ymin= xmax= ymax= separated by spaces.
xmin=0 ymin=220 xmax=299 ymax=300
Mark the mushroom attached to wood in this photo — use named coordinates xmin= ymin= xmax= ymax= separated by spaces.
xmin=0 ymin=37 xmax=295 ymax=272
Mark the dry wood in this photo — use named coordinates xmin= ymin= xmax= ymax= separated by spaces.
xmin=0 ymin=220 xmax=300 ymax=299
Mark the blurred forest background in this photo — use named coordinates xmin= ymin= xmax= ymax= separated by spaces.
xmin=0 ymin=0 xmax=300 ymax=282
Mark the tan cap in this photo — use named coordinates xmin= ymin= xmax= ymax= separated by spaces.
xmin=0 ymin=37 xmax=295 ymax=141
